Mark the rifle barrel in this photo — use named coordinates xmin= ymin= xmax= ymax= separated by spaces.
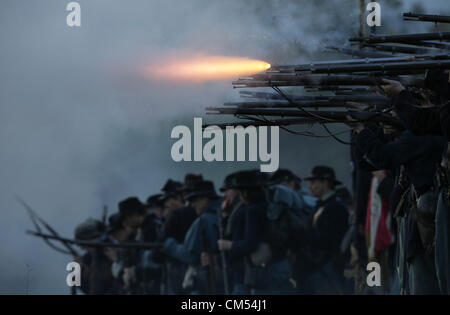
xmin=326 ymin=46 xmax=393 ymax=58
xmin=233 ymin=75 xmax=424 ymax=88
xmin=362 ymin=43 xmax=434 ymax=55
xmin=203 ymin=118 xmax=326 ymax=129
xmin=205 ymin=108 xmax=402 ymax=127
xmin=349 ymin=32 xmax=450 ymax=44
xmin=27 ymin=230 xmax=163 ymax=250
xmin=304 ymin=59 xmax=450 ymax=74
xmin=283 ymin=53 xmax=450 ymax=72
xmin=403 ymin=13 xmax=450 ymax=24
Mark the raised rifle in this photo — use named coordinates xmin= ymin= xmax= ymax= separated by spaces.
xmin=326 ymin=45 xmax=393 ymax=58
xmin=205 ymin=108 xmax=403 ymax=129
xmin=27 ymin=230 xmax=164 ymax=250
xmin=361 ymin=43 xmax=436 ymax=55
xmin=403 ymin=13 xmax=450 ymax=24
xmin=349 ymin=32 xmax=450 ymax=44
xmin=200 ymin=218 xmax=217 ymax=294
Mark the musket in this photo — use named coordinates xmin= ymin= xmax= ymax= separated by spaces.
xmin=217 ymin=210 xmax=229 ymax=295
xmin=240 ymin=90 xmax=304 ymax=100
xmin=349 ymin=32 xmax=450 ymax=44
xmin=17 ymin=197 xmax=81 ymax=296
xmin=269 ymin=53 xmax=450 ymax=73
xmin=233 ymin=75 xmax=424 ymax=88
xmin=326 ymin=45 xmax=393 ymax=58
xmin=235 ymin=74 xmax=383 ymax=85
xmin=233 ymin=94 xmax=388 ymax=103
xmin=203 ymin=118 xmax=328 ymax=129
xmin=17 ymin=196 xmax=80 ymax=257
xmin=304 ymin=86 xmax=375 ymax=93
xmin=27 ymin=230 xmax=163 ymax=250
xmin=292 ymin=59 xmax=450 ymax=74
xmin=223 ymin=100 xmax=386 ymax=109
xmin=403 ymin=13 xmax=450 ymax=24
xmin=205 ymin=108 xmax=403 ymax=128
xmin=409 ymin=40 xmax=450 ymax=50
xmin=361 ymin=43 xmax=434 ymax=55
xmin=200 ymin=221 xmax=216 ymax=294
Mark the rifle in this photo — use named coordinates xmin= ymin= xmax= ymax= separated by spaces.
xmin=217 ymin=210 xmax=229 ymax=295
xmin=349 ymin=32 xmax=450 ymax=44
xmin=408 ymin=40 xmax=450 ymax=50
xmin=203 ymin=118 xmax=327 ymax=129
xmin=233 ymin=94 xmax=388 ymax=103
xmin=403 ymin=13 xmax=450 ymax=24
xmin=27 ymin=230 xmax=163 ymax=250
xmin=269 ymin=59 xmax=450 ymax=75
xmin=17 ymin=196 xmax=80 ymax=295
xmin=222 ymin=100 xmax=385 ymax=109
xmin=326 ymin=45 xmax=393 ymax=58
xmin=233 ymin=75 xmax=425 ymax=88
xmin=17 ymin=196 xmax=80 ymax=257
xmin=239 ymin=89 xmax=373 ymax=100
xmin=200 ymin=220 xmax=216 ymax=294
xmin=205 ymin=108 xmax=403 ymax=129
xmin=361 ymin=43 xmax=435 ymax=55
xmin=269 ymin=53 xmax=450 ymax=73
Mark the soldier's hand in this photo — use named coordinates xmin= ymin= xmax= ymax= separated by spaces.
xmin=372 ymin=170 xmax=387 ymax=182
xmin=201 ymin=252 xmax=210 ymax=266
xmin=217 ymin=239 xmax=232 ymax=251
xmin=345 ymin=115 xmax=364 ymax=133
xmin=104 ymin=247 xmax=118 ymax=262
xmin=381 ymin=79 xmax=405 ymax=97
xmin=123 ymin=267 xmax=136 ymax=288
xmin=221 ymin=198 xmax=231 ymax=216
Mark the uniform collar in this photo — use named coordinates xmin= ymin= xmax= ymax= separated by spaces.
xmin=320 ymin=191 xmax=336 ymax=202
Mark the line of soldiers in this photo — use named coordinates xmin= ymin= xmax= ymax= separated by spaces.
xmin=348 ymin=69 xmax=450 ymax=295
xmin=71 ymin=70 xmax=450 ymax=295
xmin=73 ymin=167 xmax=355 ymax=295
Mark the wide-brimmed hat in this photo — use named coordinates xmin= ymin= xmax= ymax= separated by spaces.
xmin=269 ymin=169 xmax=301 ymax=185
xmin=118 ymin=197 xmax=146 ymax=217
xmin=226 ymin=170 xmax=267 ymax=190
xmin=304 ymin=166 xmax=342 ymax=186
xmin=185 ymin=180 xmax=220 ymax=201
xmin=161 ymin=179 xmax=184 ymax=201
xmin=146 ymin=194 xmax=163 ymax=208
xmin=107 ymin=213 xmax=123 ymax=233
xmin=220 ymin=172 xmax=240 ymax=192
xmin=181 ymin=174 xmax=204 ymax=193
xmin=74 ymin=218 xmax=105 ymax=240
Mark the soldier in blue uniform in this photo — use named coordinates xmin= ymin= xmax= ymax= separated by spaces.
xmin=162 ymin=180 xmax=222 ymax=294
xmin=304 ymin=166 xmax=350 ymax=294
xmin=218 ymin=170 xmax=297 ymax=295
xmin=351 ymin=115 xmax=445 ymax=294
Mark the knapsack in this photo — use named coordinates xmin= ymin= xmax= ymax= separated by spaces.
xmin=265 ymin=185 xmax=314 ymax=251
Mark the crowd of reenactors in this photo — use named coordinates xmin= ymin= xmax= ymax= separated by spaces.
xmin=72 ymin=69 xmax=450 ymax=295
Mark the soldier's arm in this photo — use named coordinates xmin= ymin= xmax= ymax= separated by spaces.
xmin=229 ymin=207 xmax=260 ymax=259
xmin=162 ymin=218 xmax=202 ymax=265
xmin=394 ymin=90 xmax=443 ymax=136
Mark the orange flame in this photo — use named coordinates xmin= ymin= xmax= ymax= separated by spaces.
xmin=143 ymin=56 xmax=271 ymax=83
